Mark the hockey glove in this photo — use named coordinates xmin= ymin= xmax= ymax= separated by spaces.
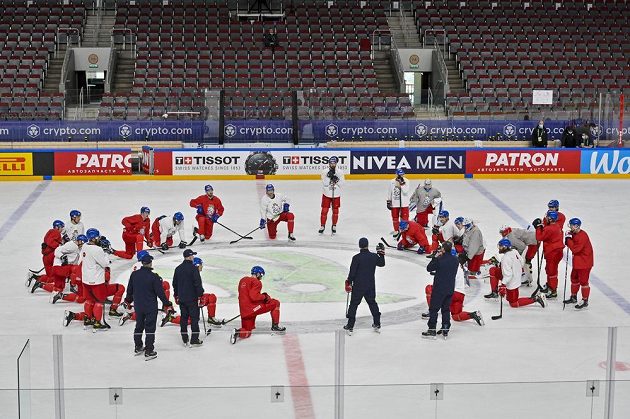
xmin=564 ymin=231 xmax=573 ymax=244
xmin=196 ymin=205 xmax=204 ymax=215
xmin=345 ymin=280 xmax=352 ymax=293
xmin=161 ymin=243 xmax=169 ymax=251
xmin=532 ymin=218 xmax=543 ymax=229
xmin=498 ymin=284 xmax=507 ymax=297
xmin=283 ymin=203 xmax=290 ymax=213
xmin=262 ymin=292 xmax=270 ymax=303
xmin=386 ymin=200 xmax=392 ymax=210
xmin=417 ymin=246 xmax=426 ymax=255
xmin=178 ymin=241 xmax=187 ymax=249
xmin=259 ymin=218 xmax=266 ymax=229
xmin=397 ymin=242 xmax=404 ymax=251
xmin=211 ymin=213 xmax=220 ymax=223
xmin=488 ymin=256 xmax=500 ymax=267
xmin=60 ymin=255 xmax=69 ymax=266
xmin=458 ymin=253 xmax=469 ymax=265
xmin=122 ymin=300 xmax=132 ymax=311
xmin=62 ymin=233 xmax=70 ymax=243
xmin=376 ymin=243 xmax=385 ymax=255
xmin=431 ymin=226 xmax=440 ymax=236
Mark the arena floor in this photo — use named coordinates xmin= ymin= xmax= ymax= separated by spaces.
xmin=1 ymin=178 xmax=629 ymax=419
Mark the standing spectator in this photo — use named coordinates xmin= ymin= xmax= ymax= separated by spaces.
xmin=562 ymin=125 xmax=579 ymax=148
xmin=172 ymin=249 xmax=205 ymax=347
xmin=531 ymin=120 xmax=548 ymax=148
xmin=124 ymin=253 xmax=173 ymax=360
xmin=343 ymin=238 xmax=386 ymax=335
xmin=386 ymin=169 xmax=410 ymax=235
xmin=410 ymin=179 xmax=441 ymax=228
xmin=422 ymin=241 xmax=458 ymax=339
xmin=563 ymin=218 xmax=594 ymax=310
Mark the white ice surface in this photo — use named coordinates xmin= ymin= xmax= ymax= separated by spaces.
xmin=1 ymin=178 xmax=629 ymax=419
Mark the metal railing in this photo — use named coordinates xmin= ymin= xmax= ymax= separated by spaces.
xmin=56 ymin=28 xmax=81 ymax=56
xmin=105 ymin=47 xmax=116 ymax=94
xmin=423 ymin=28 xmax=446 ymax=55
xmin=427 ymin=87 xmax=434 ymax=111
xmin=371 ymin=29 xmax=392 ymax=60
xmin=111 ymin=27 xmax=136 ymax=56
xmin=58 ymin=48 xmax=74 ymax=95
xmin=390 ymin=37 xmax=405 ymax=94
xmin=434 ymin=38 xmax=450 ymax=96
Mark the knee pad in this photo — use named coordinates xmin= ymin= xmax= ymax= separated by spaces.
xmin=162 ymin=282 xmax=170 ymax=291
xmin=425 ymin=284 xmax=433 ymax=295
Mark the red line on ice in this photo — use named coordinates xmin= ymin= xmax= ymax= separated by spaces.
xmin=282 ymin=334 xmax=315 ymax=419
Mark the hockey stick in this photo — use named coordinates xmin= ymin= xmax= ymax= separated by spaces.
xmin=491 ymin=293 xmax=503 ymax=320
xmin=380 ymin=237 xmax=417 ymax=253
xmin=531 ymin=247 xmax=544 ymax=299
xmin=200 ymin=307 xmax=210 ymax=337
xmin=221 ymin=314 xmax=241 ymax=325
xmin=562 ymin=249 xmax=570 ymax=311
xmin=215 ymin=221 xmax=253 ymax=240
xmin=29 ymin=267 xmax=45 ymax=274
xmin=330 ymin=182 xmax=335 ymax=236
xmin=230 ymin=226 xmax=261 ymax=245
xmin=345 ymin=291 xmax=350 ymax=318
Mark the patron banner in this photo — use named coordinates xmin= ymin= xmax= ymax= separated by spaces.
xmin=466 ymin=150 xmax=581 ymax=174
xmin=54 ymin=150 xmax=133 ymax=175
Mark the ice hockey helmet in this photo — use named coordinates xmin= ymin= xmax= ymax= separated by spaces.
xmin=395 ymin=168 xmax=405 ymax=176
xmin=173 ymin=212 xmax=184 ymax=222
xmin=438 ymin=210 xmax=450 ymax=218
xmin=548 ymin=199 xmax=559 ymax=208
xmin=424 ymin=179 xmax=432 ymax=188
xmin=251 ymin=265 xmax=265 ymax=276
xmin=399 ymin=220 xmax=409 ymax=230
xmin=205 ymin=184 xmax=213 ymax=192
xmin=53 ymin=220 xmax=65 ymax=229
xmin=266 ymin=184 xmax=274 ymax=192
xmin=70 ymin=209 xmax=81 ymax=219
xmin=454 ymin=216 xmax=464 ymax=225
xmin=136 ymin=250 xmax=150 ymax=261
xmin=499 ymin=224 xmax=511 ymax=234
xmin=76 ymin=234 xmax=88 ymax=243
xmin=140 ymin=206 xmax=151 ymax=214
xmin=498 ymin=238 xmax=512 ymax=248
xmin=86 ymin=228 xmax=100 ymax=240
xmin=193 ymin=257 xmax=203 ymax=267
xmin=462 ymin=217 xmax=473 ymax=227
xmin=328 ymin=156 xmax=338 ymax=164
xmin=569 ymin=218 xmax=582 ymax=226
xmin=546 ymin=210 xmax=558 ymax=221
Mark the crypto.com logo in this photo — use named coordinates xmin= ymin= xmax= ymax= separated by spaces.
xmin=503 ymin=123 xmax=516 ymax=137
xmin=119 ymin=124 xmax=131 ymax=138
xmin=27 ymin=124 xmax=40 ymax=138
xmin=325 ymin=123 xmax=339 ymax=137
xmin=224 ymin=124 xmax=237 ymax=138
xmin=415 ymin=123 xmax=428 ymax=137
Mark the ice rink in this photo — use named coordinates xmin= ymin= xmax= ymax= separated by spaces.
xmin=1 ymin=177 xmax=629 ymax=419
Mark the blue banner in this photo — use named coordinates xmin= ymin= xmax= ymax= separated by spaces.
xmin=580 ymin=149 xmax=630 ymax=174
xmin=223 ymin=120 xmax=293 ymax=142
xmin=0 ymin=121 xmax=205 ymax=142
xmin=350 ymin=149 xmax=466 ymax=174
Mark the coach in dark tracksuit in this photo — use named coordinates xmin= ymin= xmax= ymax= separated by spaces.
xmin=344 ymin=237 xmax=385 ymax=332
xmin=173 ymin=249 xmax=204 ymax=345
xmin=423 ymin=241 xmax=458 ymax=338
xmin=124 ymin=254 xmax=172 ymax=357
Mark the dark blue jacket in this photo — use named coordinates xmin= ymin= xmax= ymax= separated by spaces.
xmin=347 ymin=249 xmax=385 ymax=291
xmin=125 ymin=267 xmax=171 ymax=313
xmin=427 ymin=253 xmax=458 ymax=297
xmin=172 ymin=259 xmax=204 ymax=303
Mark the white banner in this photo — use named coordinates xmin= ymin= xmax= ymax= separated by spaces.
xmin=171 ymin=150 xmax=350 ymax=176
xmin=532 ymin=89 xmax=553 ymax=105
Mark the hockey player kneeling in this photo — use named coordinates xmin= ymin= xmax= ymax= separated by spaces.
xmin=230 ymin=266 xmax=285 ymax=344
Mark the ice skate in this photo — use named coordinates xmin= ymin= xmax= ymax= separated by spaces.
xmin=437 ymin=329 xmax=449 ymax=340
xmin=25 ymin=271 xmax=38 ymax=287
xmin=484 ymin=291 xmax=499 ymax=299
xmin=421 ymin=329 xmax=437 ymax=340
xmin=343 ymin=324 xmax=353 ymax=336
xmin=119 ymin=313 xmax=132 ymax=326
xmin=63 ymin=311 xmax=74 ymax=327
xmin=318 ymin=225 xmax=325 ymax=234
xmin=207 ymin=316 xmax=224 ymax=327
xmin=144 ymin=350 xmax=157 ymax=361
xmin=535 ymin=293 xmax=546 ymax=308
xmin=92 ymin=320 xmax=110 ymax=332
xmin=372 ymin=323 xmax=381 ymax=333
xmin=189 ymin=340 xmax=203 ymax=348
xmin=421 ymin=311 xmax=430 ymax=319
xmin=230 ymin=328 xmax=240 ymax=344
xmin=50 ymin=292 xmax=63 ymax=304
xmin=288 ymin=233 xmax=296 ymax=241
xmin=271 ymin=323 xmax=286 ymax=334
xmin=30 ymin=281 xmax=42 ymax=293
xmin=331 ymin=225 xmax=337 ymax=234
xmin=108 ymin=307 xmax=122 ymax=317
xmin=134 ymin=346 xmax=145 ymax=356
xmin=471 ymin=311 xmax=485 ymax=326
xmin=563 ymin=295 xmax=578 ymax=305
xmin=160 ymin=311 xmax=174 ymax=327
xmin=83 ymin=317 xmax=94 ymax=327
xmin=574 ymin=300 xmax=589 ymax=310
xmin=545 ymin=289 xmax=558 ymax=299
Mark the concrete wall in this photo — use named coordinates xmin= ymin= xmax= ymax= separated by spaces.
xmin=395 ymin=48 xmax=433 ymax=72
xmin=72 ymin=48 xmax=112 ymax=71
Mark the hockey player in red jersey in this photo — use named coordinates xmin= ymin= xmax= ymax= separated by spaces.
xmin=485 ymin=239 xmax=546 ymax=309
xmin=230 ymin=266 xmax=286 ymax=344
xmin=397 ymin=220 xmax=429 ymax=254
xmin=41 ymin=220 xmax=65 ymax=277
xmin=113 ymin=207 xmax=151 ymax=259
xmin=534 ymin=210 xmax=564 ymax=299
xmin=543 ymin=199 xmax=566 ymax=230
xmin=161 ymin=258 xmax=223 ymax=327
xmin=189 ymin=185 xmax=224 ymax=242
xmin=32 ymin=235 xmax=86 ymax=299
xmin=563 ymin=218 xmax=594 ymax=310
xmin=423 ymin=243 xmax=484 ymax=326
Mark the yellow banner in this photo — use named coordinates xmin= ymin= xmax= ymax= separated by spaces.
xmin=0 ymin=153 xmax=33 ymax=176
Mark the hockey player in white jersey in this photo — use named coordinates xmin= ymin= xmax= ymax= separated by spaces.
xmin=150 ymin=212 xmax=187 ymax=250
xmin=499 ymin=225 xmax=538 ymax=285
xmin=428 ymin=210 xmax=462 ymax=255
xmin=32 ymin=235 xmax=86 ymax=299
xmin=260 ymin=184 xmax=296 ymax=241
xmin=62 ymin=209 xmax=84 ymax=242
xmin=386 ymin=169 xmax=410 ymax=235
xmin=319 ymin=156 xmax=344 ymax=234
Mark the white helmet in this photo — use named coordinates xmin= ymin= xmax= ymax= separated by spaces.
xmin=462 ymin=217 xmax=473 ymax=230
xmin=424 ymin=179 xmax=432 ymax=189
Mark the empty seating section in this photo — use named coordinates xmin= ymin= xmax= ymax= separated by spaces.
xmin=0 ymin=0 xmax=85 ymax=120
xmin=100 ymin=0 xmax=413 ymax=120
xmin=415 ymin=0 xmax=630 ymax=118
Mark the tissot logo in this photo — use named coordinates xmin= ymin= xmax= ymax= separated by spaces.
xmin=175 ymin=156 xmax=242 ymax=165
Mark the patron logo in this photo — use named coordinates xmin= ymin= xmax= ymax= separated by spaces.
xmin=0 ymin=153 xmax=33 ymax=175
xmin=54 ymin=152 xmax=132 ymax=175
xmin=466 ymin=150 xmax=581 ymax=174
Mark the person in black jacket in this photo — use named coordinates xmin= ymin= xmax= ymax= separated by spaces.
xmin=172 ymin=249 xmax=205 ymax=346
xmin=422 ymin=241 xmax=458 ymax=340
xmin=531 ymin=119 xmax=548 ymax=148
xmin=124 ymin=253 xmax=173 ymax=360
xmin=343 ymin=237 xmax=385 ymax=335
xmin=561 ymin=125 xmax=578 ymax=148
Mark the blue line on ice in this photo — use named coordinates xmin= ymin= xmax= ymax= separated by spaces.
xmin=469 ymin=180 xmax=630 ymax=316
xmin=0 ymin=181 xmax=49 ymax=244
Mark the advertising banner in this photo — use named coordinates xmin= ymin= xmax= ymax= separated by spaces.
xmin=350 ymin=149 xmax=466 ymax=174
xmin=466 ymin=150 xmax=581 ymax=174
xmin=223 ymin=120 xmax=293 ymax=142
xmin=171 ymin=149 xmax=350 ymax=176
xmin=580 ymin=149 xmax=630 ymax=175
xmin=54 ymin=151 xmax=133 ymax=175
xmin=0 ymin=152 xmax=33 ymax=176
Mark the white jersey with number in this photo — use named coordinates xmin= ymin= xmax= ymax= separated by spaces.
xmin=439 ymin=219 xmax=461 ymax=242
xmin=260 ymin=193 xmax=290 ymax=220
xmin=53 ymin=241 xmax=81 ymax=266
xmin=80 ymin=243 xmax=111 ymax=285
xmin=63 ymin=221 xmax=84 ymax=241
xmin=321 ymin=168 xmax=345 ymax=198
xmin=157 ymin=216 xmax=186 ymax=244
xmin=500 ymin=249 xmax=525 ymax=290
xmin=387 ymin=177 xmax=411 ymax=207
